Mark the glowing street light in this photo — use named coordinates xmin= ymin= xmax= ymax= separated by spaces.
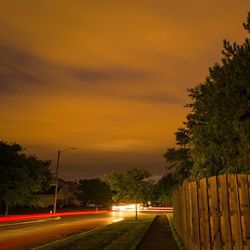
xmin=53 ymin=147 xmax=76 ymax=213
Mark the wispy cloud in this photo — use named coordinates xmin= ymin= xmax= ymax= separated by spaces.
xmin=70 ymin=66 xmax=151 ymax=83
xmin=0 ymin=43 xmax=182 ymax=106
xmin=0 ymin=44 xmax=52 ymax=94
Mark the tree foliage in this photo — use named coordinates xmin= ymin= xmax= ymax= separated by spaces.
xmin=186 ymin=12 xmax=250 ymax=177
xmin=153 ymin=173 xmax=179 ymax=205
xmin=78 ymin=178 xmax=112 ymax=208
xmin=104 ymin=168 xmax=153 ymax=204
xmin=165 ymin=12 xmax=250 ymax=180
xmin=163 ymin=146 xmax=193 ymax=185
xmin=0 ymin=141 xmax=52 ymax=215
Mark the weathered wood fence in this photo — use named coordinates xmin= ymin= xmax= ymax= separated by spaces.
xmin=173 ymin=174 xmax=250 ymax=250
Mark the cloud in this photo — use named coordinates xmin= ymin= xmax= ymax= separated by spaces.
xmin=0 ymin=43 xmax=152 ymax=92
xmin=0 ymin=43 xmax=182 ymax=107
xmin=70 ymin=66 xmax=151 ymax=83
xmin=0 ymin=44 xmax=54 ymax=95
xmin=69 ymin=66 xmax=182 ymax=104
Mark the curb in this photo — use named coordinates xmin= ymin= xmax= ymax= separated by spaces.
xmin=0 ymin=216 xmax=61 ymax=228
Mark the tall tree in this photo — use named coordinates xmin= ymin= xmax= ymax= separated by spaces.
xmin=170 ymin=12 xmax=250 ymax=178
xmin=164 ymin=12 xmax=250 ymax=182
xmin=186 ymin=12 xmax=250 ymax=177
xmin=78 ymin=178 xmax=112 ymax=208
xmin=105 ymin=168 xmax=153 ymax=220
xmin=0 ymin=141 xmax=52 ymax=215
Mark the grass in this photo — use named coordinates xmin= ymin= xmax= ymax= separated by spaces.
xmin=34 ymin=215 xmax=154 ymax=250
xmin=167 ymin=214 xmax=186 ymax=250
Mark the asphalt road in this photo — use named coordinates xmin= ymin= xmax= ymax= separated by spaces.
xmin=0 ymin=211 xmax=125 ymax=250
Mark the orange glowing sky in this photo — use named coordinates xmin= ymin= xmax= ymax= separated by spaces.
xmin=0 ymin=0 xmax=249 ymax=179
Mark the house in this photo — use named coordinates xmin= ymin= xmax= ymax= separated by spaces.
xmin=38 ymin=179 xmax=81 ymax=208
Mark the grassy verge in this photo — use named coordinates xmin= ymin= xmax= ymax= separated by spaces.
xmin=167 ymin=214 xmax=186 ymax=250
xmin=34 ymin=215 xmax=154 ymax=250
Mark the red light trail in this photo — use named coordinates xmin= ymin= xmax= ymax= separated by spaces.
xmin=0 ymin=210 xmax=111 ymax=223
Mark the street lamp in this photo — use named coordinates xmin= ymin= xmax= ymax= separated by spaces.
xmin=53 ymin=147 xmax=76 ymax=213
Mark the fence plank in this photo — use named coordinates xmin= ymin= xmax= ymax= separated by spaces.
xmin=181 ymin=185 xmax=184 ymax=238
xmin=218 ymin=175 xmax=233 ymax=250
xmin=208 ymin=176 xmax=222 ymax=249
xmin=227 ymin=175 xmax=243 ymax=250
xmin=183 ymin=181 xmax=188 ymax=248
xmin=247 ymin=175 xmax=250 ymax=247
xmin=187 ymin=182 xmax=192 ymax=250
xmin=238 ymin=175 xmax=250 ymax=250
xmin=199 ymin=178 xmax=211 ymax=250
xmin=190 ymin=180 xmax=200 ymax=250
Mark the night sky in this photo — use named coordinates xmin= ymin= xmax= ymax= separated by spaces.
xmin=0 ymin=0 xmax=248 ymax=180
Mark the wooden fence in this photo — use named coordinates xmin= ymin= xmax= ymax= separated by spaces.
xmin=173 ymin=174 xmax=250 ymax=250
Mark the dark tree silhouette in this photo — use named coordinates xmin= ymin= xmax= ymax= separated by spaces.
xmin=0 ymin=141 xmax=52 ymax=215
xmin=78 ymin=178 xmax=112 ymax=208
xmin=164 ymin=12 xmax=250 ymax=180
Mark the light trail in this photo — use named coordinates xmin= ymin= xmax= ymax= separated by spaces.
xmin=142 ymin=207 xmax=173 ymax=212
xmin=0 ymin=206 xmax=173 ymax=224
xmin=0 ymin=210 xmax=111 ymax=223
xmin=111 ymin=203 xmax=173 ymax=212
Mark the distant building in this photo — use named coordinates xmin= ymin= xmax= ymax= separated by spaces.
xmin=38 ymin=179 xmax=81 ymax=208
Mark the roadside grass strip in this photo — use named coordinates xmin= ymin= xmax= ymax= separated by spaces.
xmin=34 ymin=215 xmax=155 ymax=250
xmin=167 ymin=214 xmax=186 ymax=250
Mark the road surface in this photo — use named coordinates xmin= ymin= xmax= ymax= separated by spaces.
xmin=0 ymin=211 xmax=125 ymax=250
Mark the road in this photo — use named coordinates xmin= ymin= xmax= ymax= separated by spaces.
xmin=0 ymin=211 xmax=125 ymax=250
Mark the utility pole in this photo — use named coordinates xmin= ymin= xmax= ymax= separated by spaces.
xmin=53 ymin=150 xmax=61 ymax=213
xmin=53 ymin=147 xmax=76 ymax=213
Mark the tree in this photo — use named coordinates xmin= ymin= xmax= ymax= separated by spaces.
xmin=105 ymin=168 xmax=153 ymax=220
xmin=163 ymin=12 xmax=250 ymax=187
xmin=163 ymin=128 xmax=193 ymax=185
xmin=0 ymin=141 xmax=52 ymax=215
xmin=153 ymin=173 xmax=179 ymax=205
xmin=185 ymin=12 xmax=250 ymax=177
xmin=78 ymin=178 xmax=112 ymax=208
xmin=164 ymin=148 xmax=192 ymax=181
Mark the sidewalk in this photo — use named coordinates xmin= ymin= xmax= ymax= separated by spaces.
xmin=137 ymin=215 xmax=179 ymax=250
